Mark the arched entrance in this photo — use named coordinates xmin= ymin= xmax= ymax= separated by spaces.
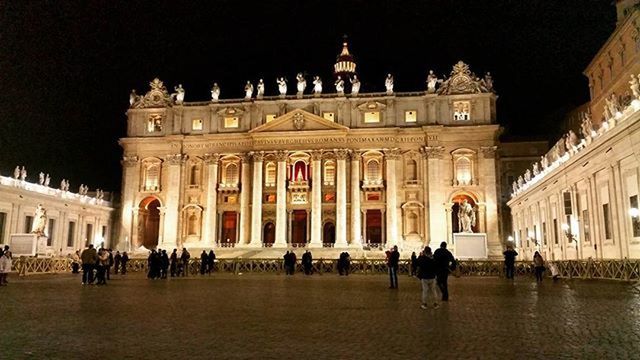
xmin=323 ymin=222 xmax=335 ymax=246
xmin=138 ymin=197 xmax=160 ymax=249
xmin=291 ymin=210 xmax=308 ymax=245
xmin=263 ymin=222 xmax=275 ymax=246
xmin=451 ymin=194 xmax=479 ymax=233
xmin=366 ymin=210 xmax=383 ymax=245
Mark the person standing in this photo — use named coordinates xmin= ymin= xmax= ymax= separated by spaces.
xmin=200 ymin=250 xmax=208 ymax=275
xmin=433 ymin=241 xmax=456 ymax=301
xmin=106 ymin=249 xmax=114 ymax=280
xmin=302 ymin=250 xmax=313 ymax=275
xmin=121 ymin=252 xmax=129 ymax=275
xmin=80 ymin=244 xmax=98 ymax=285
xmin=387 ymin=245 xmax=400 ymax=289
xmin=207 ymin=250 xmax=216 ymax=274
xmin=180 ymin=248 xmax=191 ymax=277
xmin=160 ymin=250 xmax=169 ymax=279
xmin=343 ymin=251 xmax=351 ymax=276
xmin=533 ymin=251 xmax=545 ymax=282
xmin=96 ymin=248 xmax=109 ymax=285
xmin=0 ymin=248 xmax=12 ymax=286
xmin=290 ymin=251 xmax=297 ymax=275
xmin=113 ymin=251 xmax=122 ymax=275
xmin=503 ymin=246 xmax=518 ymax=279
xmin=416 ymin=246 xmax=439 ymax=309
xmin=410 ymin=251 xmax=418 ymax=277
xmin=170 ymin=249 xmax=178 ymax=277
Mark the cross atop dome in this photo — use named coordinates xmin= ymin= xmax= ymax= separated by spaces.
xmin=334 ymin=35 xmax=357 ymax=79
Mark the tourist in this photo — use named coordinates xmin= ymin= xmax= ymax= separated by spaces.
xmin=290 ymin=251 xmax=297 ymax=275
xmin=180 ymin=248 xmax=191 ymax=276
xmin=416 ymin=246 xmax=439 ymax=309
xmin=342 ymin=252 xmax=351 ymax=276
xmin=200 ymin=250 xmax=208 ymax=275
xmin=549 ymin=261 xmax=560 ymax=281
xmin=207 ymin=250 xmax=216 ymax=274
xmin=0 ymin=248 xmax=12 ymax=286
xmin=70 ymin=250 xmax=81 ymax=274
xmin=302 ymin=250 xmax=313 ymax=275
xmin=113 ymin=251 xmax=122 ymax=274
xmin=170 ymin=249 xmax=178 ymax=277
xmin=433 ymin=241 xmax=456 ymax=301
xmin=283 ymin=251 xmax=291 ymax=275
xmin=503 ymin=245 xmax=518 ymax=279
xmin=161 ymin=250 xmax=169 ymax=279
xmin=80 ymin=244 xmax=98 ymax=285
xmin=533 ymin=251 xmax=545 ymax=282
xmin=106 ymin=249 xmax=114 ymax=280
xmin=387 ymin=245 xmax=400 ymax=289
xmin=410 ymin=251 xmax=418 ymax=277
xmin=96 ymin=248 xmax=109 ymax=285
xmin=148 ymin=250 xmax=161 ymax=279
xmin=337 ymin=253 xmax=344 ymax=275
xmin=121 ymin=251 xmax=129 ymax=275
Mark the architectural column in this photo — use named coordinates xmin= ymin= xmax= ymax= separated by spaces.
xmin=203 ymin=153 xmax=220 ymax=247
xmin=306 ymin=209 xmax=311 ymax=243
xmin=238 ymin=154 xmax=251 ymax=246
xmin=287 ymin=210 xmax=293 ymax=244
xmin=422 ymin=146 xmax=445 ymax=249
xmin=249 ymin=152 xmax=264 ymax=247
xmin=275 ymin=151 xmax=288 ymax=247
xmin=335 ymin=149 xmax=349 ymax=247
xmin=480 ymin=146 xmax=500 ymax=257
xmin=309 ymin=151 xmax=323 ymax=247
xmin=385 ymin=149 xmax=401 ymax=247
xmin=119 ymin=155 xmax=140 ymax=251
xmin=361 ymin=209 xmax=367 ymax=244
xmin=161 ymin=154 xmax=184 ymax=248
xmin=350 ymin=151 xmax=362 ymax=247
xmin=445 ymin=208 xmax=453 ymax=244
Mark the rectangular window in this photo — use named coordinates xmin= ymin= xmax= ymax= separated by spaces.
xmin=542 ymin=222 xmax=547 ymax=246
xmin=147 ymin=114 xmax=163 ymax=132
xmin=630 ymin=195 xmax=640 ymax=237
xmin=265 ymin=114 xmax=277 ymax=123
xmin=192 ymin=118 xmax=203 ymax=131
xmin=322 ymin=112 xmax=335 ymax=122
xmin=25 ymin=215 xmax=33 ymax=233
xmin=67 ymin=221 xmax=76 ymax=248
xmin=86 ymin=223 xmax=94 ymax=246
xmin=47 ymin=219 xmax=56 ymax=246
xmin=582 ymin=209 xmax=591 ymax=242
xmin=404 ymin=110 xmax=417 ymax=123
xmin=525 ymin=227 xmax=529 ymax=247
xmin=553 ymin=218 xmax=559 ymax=245
xmin=563 ymin=192 xmax=573 ymax=215
xmin=364 ymin=111 xmax=380 ymax=123
xmin=603 ymin=203 xmax=612 ymax=240
xmin=324 ymin=193 xmax=336 ymax=202
xmin=366 ymin=192 xmax=381 ymax=201
xmin=224 ymin=116 xmax=239 ymax=128
xmin=0 ymin=212 xmax=6 ymax=243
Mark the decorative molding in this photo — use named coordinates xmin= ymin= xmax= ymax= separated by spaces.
xmin=121 ymin=155 xmax=139 ymax=167
xmin=274 ymin=150 xmax=289 ymax=162
xmin=334 ymin=149 xmax=350 ymax=160
xmin=356 ymin=101 xmax=387 ymax=112
xmin=421 ymin=146 xmax=445 ymax=159
xmin=203 ymin=153 xmax=221 ymax=165
xmin=437 ymin=61 xmax=492 ymax=95
xmin=384 ymin=148 xmax=402 ymax=160
xmin=310 ymin=150 xmax=324 ymax=161
xmin=249 ymin=151 xmax=265 ymax=162
xmin=349 ymin=151 xmax=362 ymax=161
xmin=292 ymin=112 xmax=305 ymax=130
xmin=216 ymin=106 xmax=245 ymax=117
xmin=165 ymin=153 xmax=186 ymax=165
xmin=480 ymin=146 xmax=497 ymax=159
xmin=131 ymin=78 xmax=173 ymax=109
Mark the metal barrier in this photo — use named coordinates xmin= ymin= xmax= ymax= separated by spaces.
xmin=11 ymin=257 xmax=640 ymax=281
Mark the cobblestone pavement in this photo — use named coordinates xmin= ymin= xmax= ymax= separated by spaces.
xmin=1 ymin=273 xmax=639 ymax=360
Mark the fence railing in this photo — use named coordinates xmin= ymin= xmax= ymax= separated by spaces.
xmin=10 ymin=257 xmax=640 ymax=281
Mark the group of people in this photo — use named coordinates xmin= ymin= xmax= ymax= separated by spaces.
xmin=283 ymin=251 xmax=297 ymax=275
xmin=414 ymin=242 xmax=457 ymax=309
xmin=503 ymin=247 xmax=559 ymax=282
xmin=0 ymin=245 xmax=13 ymax=286
xmin=337 ymin=252 xmax=351 ymax=276
xmin=79 ymin=245 xmax=127 ymax=285
xmin=199 ymin=250 xmax=217 ymax=275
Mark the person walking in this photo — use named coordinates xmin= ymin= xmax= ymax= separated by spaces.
xmin=410 ymin=251 xmax=418 ymax=277
xmin=80 ymin=244 xmax=98 ymax=285
xmin=121 ymin=252 xmax=129 ymax=275
xmin=433 ymin=241 xmax=456 ymax=301
xmin=113 ymin=251 xmax=122 ymax=275
xmin=200 ymin=250 xmax=208 ymax=275
xmin=170 ymin=249 xmax=178 ymax=277
xmin=416 ymin=246 xmax=439 ymax=309
xmin=207 ymin=250 xmax=216 ymax=274
xmin=503 ymin=245 xmax=518 ymax=279
xmin=0 ymin=248 xmax=12 ymax=286
xmin=533 ymin=251 xmax=545 ymax=282
xmin=387 ymin=245 xmax=400 ymax=289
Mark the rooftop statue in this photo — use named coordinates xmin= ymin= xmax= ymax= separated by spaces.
xmin=532 ymin=162 xmax=540 ymax=176
xmin=277 ymin=77 xmax=287 ymax=96
xmin=20 ymin=166 xmax=27 ymax=181
xmin=426 ymin=70 xmax=441 ymax=94
xmin=512 ymin=181 xmax=518 ymax=194
xmin=437 ymin=61 xmax=493 ymax=95
xmin=335 ymin=76 xmax=345 ymax=95
xmin=630 ymin=74 xmax=640 ymax=99
xmin=312 ymin=76 xmax=322 ymax=95
xmin=132 ymin=78 xmax=173 ymax=108
xmin=385 ymin=74 xmax=394 ymax=94
xmin=13 ymin=166 xmax=19 ymax=180
xmin=39 ymin=172 xmax=45 ymax=185
xmin=172 ymin=84 xmax=185 ymax=104
xmin=482 ymin=72 xmax=494 ymax=92
xmin=44 ymin=174 xmax=50 ymax=187
xmin=517 ymin=175 xmax=524 ymax=188
xmin=244 ymin=81 xmax=254 ymax=100
xmin=211 ymin=83 xmax=220 ymax=101
xmin=257 ymin=79 xmax=265 ymax=99
xmin=129 ymin=89 xmax=141 ymax=107
xmin=580 ymin=111 xmax=594 ymax=140
xmin=540 ymin=155 xmax=549 ymax=170
xmin=296 ymin=73 xmax=306 ymax=97
xmin=568 ymin=130 xmax=580 ymax=150
xmin=350 ymin=75 xmax=360 ymax=96
xmin=524 ymin=169 xmax=532 ymax=182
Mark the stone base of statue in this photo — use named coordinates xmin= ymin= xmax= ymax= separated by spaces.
xmin=9 ymin=233 xmax=48 ymax=257
xmin=453 ymin=233 xmax=488 ymax=259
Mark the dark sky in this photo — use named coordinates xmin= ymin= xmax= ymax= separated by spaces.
xmin=0 ymin=0 xmax=616 ymax=194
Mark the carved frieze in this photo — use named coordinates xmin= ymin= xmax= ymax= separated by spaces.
xmin=334 ymin=149 xmax=350 ymax=160
xmin=165 ymin=153 xmax=186 ymax=165
xmin=421 ymin=146 xmax=445 ymax=159
xmin=203 ymin=153 xmax=221 ymax=165
xmin=384 ymin=148 xmax=402 ymax=160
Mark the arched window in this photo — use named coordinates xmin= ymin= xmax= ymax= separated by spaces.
xmin=324 ymin=161 xmax=335 ymax=185
xmin=406 ymin=212 xmax=418 ymax=234
xmin=224 ymin=163 xmax=239 ymax=186
xmin=293 ymin=161 xmax=306 ymax=181
xmin=188 ymin=214 xmax=198 ymax=235
xmin=366 ymin=159 xmax=381 ymax=181
xmin=265 ymin=162 xmax=276 ymax=187
xmin=144 ymin=164 xmax=160 ymax=191
xmin=189 ymin=164 xmax=200 ymax=186
xmin=406 ymin=159 xmax=417 ymax=181
xmin=456 ymin=157 xmax=472 ymax=185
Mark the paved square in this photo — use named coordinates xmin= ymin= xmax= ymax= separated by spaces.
xmin=1 ymin=273 xmax=639 ymax=359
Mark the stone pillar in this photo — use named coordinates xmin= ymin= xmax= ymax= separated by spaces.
xmin=161 ymin=154 xmax=184 ymax=248
xmin=249 ymin=152 xmax=264 ymax=247
xmin=275 ymin=151 xmax=288 ymax=247
xmin=310 ymin=151 xmax=323 ymax=248
xmin=335 ymin=149 xmax=349 ymax=247
xmin=480 ymin=146 xmax=501 ymax=258
xmin=119 ymin=156 xmax=140 ymax=251
xmin=203 ymin=153 xmax=220 ymax=247
xmin=350 ymin=151 xmax=362 ymax=247
xmin=287 ymin=210 xmax=293 ymax=244
xmin=422 ymin=146 xmax=446 ymax=249
xmin=238 ymin=155 xmax=251 ymax=246
xmin=385 ymin=149 xmax=401 ymax=247
xmin=361 ymin=209 xmax=367 ymax=244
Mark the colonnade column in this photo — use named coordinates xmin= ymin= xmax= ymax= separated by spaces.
xmin=350 ymin=151 xmax=362 ymax=247
xmin=238 ymin=154 xmax=251 ymax=246
xmin=119 ymin=156 xmax=140 ymax=251
xmin=249 ymin=152 xmax=264 ymax=247
xmin=309 ymin=151 xmax=323 ymax=247
xmin=423 ymin=146 xmax=445 ymax=249
xmin=275 ymin=151 xmax=288 ymax=247
xmin=203 ymin=153 xmax=220 ymax=247
xmin=335 ymin=149 xmax=349 ymax=247
xmin=385 ymin=149 xmax=400 ymax=247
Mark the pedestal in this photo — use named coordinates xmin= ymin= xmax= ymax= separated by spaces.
xmin=10 ymin=233 xmax=47 ymax=257
xmin=453 ymin=233 xmax=487 ymax=259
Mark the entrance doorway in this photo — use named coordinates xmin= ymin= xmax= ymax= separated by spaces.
xmin=366 ymin=210 xmax=383 ymax=245
xmin=138 ymin=197 xmax=160 ymax=249
xmin=221 ymin=211 xmax=237 ymax=245
xmin=263 ymin=222 xmax=275 ymax=246
xmin=291 ymin=210 xmax=307 ymax=245
xmin=323 ymin=222 xmax=335 ymax=246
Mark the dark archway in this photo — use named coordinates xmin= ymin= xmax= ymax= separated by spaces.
xmin=366 ymin=210 xmax=383 ymax=244
xmin=138 ymin=197 xmax=160 ymax=249
xmin=323 ymin=222 xmax=335 ymax=246
xmin=291 ymin=210 xmax=308 ymax=245
xmin=221 ymin=211 xmax=238 ymax=244
xmin=263 ymin=222 xmax=275 ymax=246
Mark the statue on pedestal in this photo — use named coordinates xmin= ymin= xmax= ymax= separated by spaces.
xmin=457 ymin=199 xmax=475 ymax=233
xmin=129 ymin=89 xmax=141 ymax=107
xmin=532 ymin=162 xmax=540 ymax=176
xmin=540 ymin=155 xmax=549 ymax=170
xmin=296 ymin=73 xmax=306 ymax=97
xmin=350 ymin=75 xmax=360 ymax=96
xmin=580 ymin=111 xmax=594 ymax=140
xmin=13 ymin=166 xmax=20 ymax=180
xmin=512 ymin=181 xmax=518 ymax=194
xmin=277 ymin=77 xmax=287 ymax=96
xmin=482 ymin=72 xmax=494 ymax=92
xmin=39 ymin=172 xmax=45 ymax=185
xmin=31 ymin=204 xmax=47 ymax=236
xmin=211 ymin=83 xmax=220 ymax=101
xmin=568 ymin=130 xmax=580 ymax=151
xmin=312 ymin=76 xmax=322 ymax=95
xmin=426 ymin=70 xmax=440 ymax=93
xmin=20 ymin=167 xmax=27 ymax=181
xmin=172 ymin=84 xmax=185 ymax=104
xmin=524 ymin=169 xmax=532 ymax=182
xmin=335 ymin=76 xmax=345 ymax=95
xmin=244 ymin=81 xmax=254 ymax=100
xmin=385 ymin=74 xmax=394 ymax=94
xmin=256 ymin=79 xmax=265 ymax=99
xmin=630 ymin=74 xmax=640 ymax=99
xmin=517 ymin=175 xmax=524 ymax=189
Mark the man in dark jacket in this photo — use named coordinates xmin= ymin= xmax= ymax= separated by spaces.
xmin=416 ymin=246 xmax=439 ymax=309
xmin=302 ymin=250 xmax=313 ymax=275
xmin=200 ymin=251 xmax=208 ymax=275
xmin=80 ymin=244 xmax=98 ymax=285
xmin=121 ymin=252 xmax=129 ymax=274
xmin=113 ymin=251 xmax=122 ymax=274
xmin=503 ymin=246 xmax=518 ymax=279
xmin=387 ymin=245 xmax=400 ymax=289
xmin=433 ymin=241 xmax=456 ymax=301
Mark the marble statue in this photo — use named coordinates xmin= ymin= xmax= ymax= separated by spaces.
xmin=457 ymin=199 xmax=475 ymax=233
xmin=211 ymin=83 xmax=220 ymax=101
xmin=426 ymin=70 xmax=440 ymax=93
xmin=60 ymin=179 xmax=66 ymax=191
xmin=44 ymin=174 xmax=50 ymax=187
xmin=20 ymin=167 xmax=27 ymax=181
xmin=350 ymin=75 xmax=360 ymax=95
xmin=13 ymin=166 xmax=20 ymax=180
xmin=277 ymin=77 xmax=287 ymax=96
xmin=31 ymin=204 xmax=47 ymax=236
xmin=568 ymin=130 xmax=580 ymax=150
xmin=524 ymin=169 xmax=532 ymax=182
xmin=512 ymin=181 xmax=518 ymax=194
xmin=385 ymin=74 xmax=394 ymax=94
xmin=483 ymin=72 xmax=494 ymax=92
xmin=39 ymin=172 xmax=45 ymax=185
xmin=63 ymin=179 xmax=70 ymax=192
xmin=335 ymin=76 xmax=345 ymax=94
xmin=296 ymin=73 xmax=306 ymax=96
xmin=532 ymin=162 xmax=540 ymax=176
xmin=580 ymin=112 xmax=594 ymax=140
xmin=79 ymin=184 xmax=86 ymax=195
xmin=540 ymin=155 xmax=549 ymax=170
xmin=244 ymin=81 xmax=254 ymax=100
xmin=129 ymin=90 xmax=140 ymax=106
xmin=605 ymin=93 xmax=620 ymax=119
xmin=630 ymin=74 xmax=640 ymax=99
xmin=257 ymin=79 xmax=265 ymax=99
xmin=173 ymin=84 xmax=185 ymax=104
xmin=517 ymin=175 xmax=524 ymax=188
xmin=312 ymin=76 xmax=322 ymax=95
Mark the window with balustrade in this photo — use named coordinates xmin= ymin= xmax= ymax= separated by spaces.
xmin=324 ymin=161 xmax=335 ymax=186
xmin=265 ymin=162 xmax=276 ymax=187
xmin=142 ymin=160 xmax=161 ymax=191
xmin=223 ymin=163 xmax=239 ymax=186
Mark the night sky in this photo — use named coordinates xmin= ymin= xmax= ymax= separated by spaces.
xmin=0 ymin=1 xmax=616 ymax=195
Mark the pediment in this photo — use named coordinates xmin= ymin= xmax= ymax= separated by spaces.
xmin=249 ymin=109 xmax=349 ymax=133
